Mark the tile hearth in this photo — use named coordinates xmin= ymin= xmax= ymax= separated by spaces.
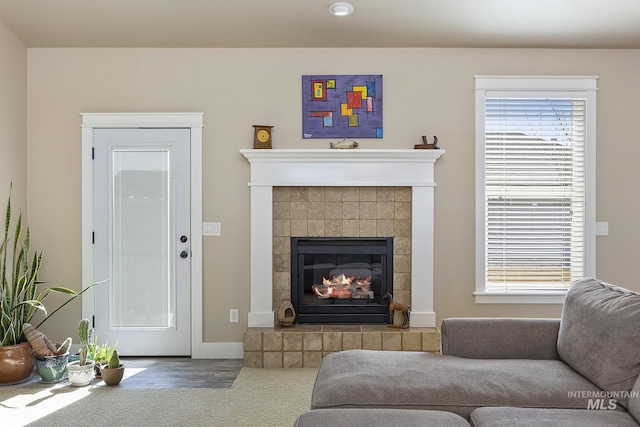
xmin=243 ymin=325 xmax=441 ymax=368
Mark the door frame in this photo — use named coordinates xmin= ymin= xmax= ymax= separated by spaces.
xmin=81 ymin=112 xmax=208 ymax=357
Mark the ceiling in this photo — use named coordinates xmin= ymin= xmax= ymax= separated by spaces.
xmin=1 ymin=0 xmax=640 ymax=49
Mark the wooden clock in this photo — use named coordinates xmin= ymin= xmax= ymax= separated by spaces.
xmin=253 ymin=125 xmax=274 ymax=149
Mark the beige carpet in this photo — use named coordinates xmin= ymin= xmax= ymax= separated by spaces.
xmin=0 ymin=368 xmax=318 ymax=427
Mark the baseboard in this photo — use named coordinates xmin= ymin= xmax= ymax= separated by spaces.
xmin=191 ymin=342 xmax=243 ymax=359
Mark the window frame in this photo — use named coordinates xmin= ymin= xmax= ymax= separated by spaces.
xmin=474 ymin=76 xmax=597 ymax=304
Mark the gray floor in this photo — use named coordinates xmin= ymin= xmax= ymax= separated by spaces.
xmin=11 ymin=357 xmax=244 ymax=389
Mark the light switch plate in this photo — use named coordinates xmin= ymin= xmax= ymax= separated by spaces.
xmin=595 ymin=222 xmax=609 ymax=236
xmin=203 ymin=222 xmax=221 ymax=236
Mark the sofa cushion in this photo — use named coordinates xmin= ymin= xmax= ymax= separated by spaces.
xmin=557 ymin=277 xmax=640 ymax=408
xmin=628 ymin=375 xmax=640 ymax=424
xmin=311 ymin=350 xmax=603 ymax=419
xmin=470 ymin=407 xmax=639 ymax=427
xmin=294 ymin=409 xmax=470 ymax=427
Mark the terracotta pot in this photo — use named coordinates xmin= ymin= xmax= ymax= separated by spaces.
xmin=0 ymin=342 xmax=35 ymax=385
xmin=101 ymin=365 xmax=125 ymax=386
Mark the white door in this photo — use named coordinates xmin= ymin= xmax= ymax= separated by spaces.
xmin=93 ymin=128 xmax=191 ymax=356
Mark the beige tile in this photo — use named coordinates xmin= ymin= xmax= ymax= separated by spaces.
xmin=323 ymin=351 xmax=337 ymax=358
xmin=395 ymin=201 xmax=412 ymax=220
xmin=308 ymin=220 xmax=325 ymax=237
xmin=322 ymin=325 xmax=360 ymax=332
xmin=273 ymin=202 xmax=291 ymax=220
xmin=243 ymin=330 xmax=263 ymax=351
xmin=308 ymin=201 xmax=326 ymax=220
xmin=394 ymin=237 xmax=412 ymax=255
xmin=393 ymin=272 xmax=411 ymax=290
xmin=325 ymin=187 xmax=343 ymax=202
xmin=283 ymin=331 xmax=303 ymax=351
xmin=376 ymin=220 xmax=393 ymax=237
xmin=323 ymin=332 xmax=343 ymax=351
xmin=273 ymin=186 xmax=291 ymax=202
xmin=263 ymin=352 xmax=283 ymax=368
xmin=377 ymin=201 xmax=395 ymax=220
xmin=394 ymin=219 xmax=412 ymax=237
xmin=402 ymin=331 xmax=423 ymax=351
xmin=362 ymin=332 xmax=382 ymax=350
xmin=273 ymin=272 xmax=290 ymax=290
xmin=291 ymin=220 xmax=308 ymax=236
xmin=293 ymin=325 xmax=322 ymax=332
xmin=359 ymin=220 xmax=376 ymax=237
xmin=273 ymin=254 xmax=290 ymax=273
xmin=308 ymin=187 xmax=325 ymax=201
xmin=343 ymin=201 xmax=360 ymax=219
xmin=359 ymin=187 xmax=377 ymax=201
xmin=263 ymin=331 xmax=283 ymax=351
xmin=394 ymin=254 xmax=411 ymax=273
xmin=303 ymin=351 xmax=323 ymax=368
xmin=244 ymin=352 xmax=263 ymax=368
xmin=382 ymin=332 xmax=402 ymax=350
xmin=291 ymin=187 xmax=308 ymax=202
xmin=377 ymin=187 xmax=395 ymax=201
xmin=273 ymin=219 xmax=291 ymax=237
xmin=291 ymin=201 xmax=309 ymax=220
xmin=283 ymin=352 xmax=303 ymax=368
xmin=395 ymin=187 xmax=412 ymax=201
xmin=359 ymin=201 xmax=377 ymax=219
xmin=325 ymin=220 xmax=343 ymax=237
xmin=325 ymin=201 xmax=343 ymax=220
xmin=343 ymin=332 xmax=363 ymax=350
xmin=342 ymin=220 xmax=359 ymax=237
xmin=303 ymin=332 xmax=323 ymax=351
xmin=422 ymin=329 xmax=442 ymax=352
xmin=342 ymin=187 xmax=359 ymax=201
xmin=273 ymin=236 xmax=290 ymax=255
xmin=272 ymin=290 xmax=290 ymax=309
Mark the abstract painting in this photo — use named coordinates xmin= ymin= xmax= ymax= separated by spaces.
xmin=302 ymin=74 xmax=383 ymax=139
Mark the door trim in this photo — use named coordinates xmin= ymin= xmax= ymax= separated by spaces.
xmin=81 ymin=113 xmax=219 ymax=358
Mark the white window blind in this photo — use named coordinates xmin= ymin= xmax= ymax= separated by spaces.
xmin=485 ymin=98 xmax=585 ymax=292
xmin=474 ymin=76 xmax=597 ymax=302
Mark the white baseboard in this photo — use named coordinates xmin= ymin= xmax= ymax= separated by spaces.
xmin=191 ymin=342 xmax=244 ymax=359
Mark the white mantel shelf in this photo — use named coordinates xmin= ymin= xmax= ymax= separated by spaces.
xmin=240 ymin=149 xmax=444 ymax=187
xmin=240 ymin=148 xmax=445 ymax=328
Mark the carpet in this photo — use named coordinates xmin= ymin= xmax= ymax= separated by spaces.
xmin=0 ymin=368 xmax=318 ymax=427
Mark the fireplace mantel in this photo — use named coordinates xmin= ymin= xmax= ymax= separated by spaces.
xmin=240 ymin=148 xmax=444 ymax=328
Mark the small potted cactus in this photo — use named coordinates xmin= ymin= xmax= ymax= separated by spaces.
xmin=67 ymin=319 xmax=96 ymax=386
xmin=101 ymin=349 xmax=125 ymax=386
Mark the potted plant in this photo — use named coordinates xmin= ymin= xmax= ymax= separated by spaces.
xmin=67 ymin=319 xmax=95 ymax=386
xmin=0 ymin=185 xmax=98 ymax=384
xmin=101 ymin=349 xmax=125 ymax=386
xmin=23 ymin=322 xmax=72 ymax=383
xmin=89 ymin=336 xmax=116 ymax=378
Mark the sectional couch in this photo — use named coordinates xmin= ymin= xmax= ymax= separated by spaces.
xmin=294 ymin=277 xmax=640 ymax=426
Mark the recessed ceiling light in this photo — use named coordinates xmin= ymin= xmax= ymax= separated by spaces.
xmin=329 ymin=2 xmax=354 ymax=17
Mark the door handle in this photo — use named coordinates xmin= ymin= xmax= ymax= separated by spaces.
xmin=180 ymin=250 xmax=189 ymax=259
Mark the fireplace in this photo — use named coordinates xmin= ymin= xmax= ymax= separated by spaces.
xmin=291 ymin=237 xmax=393 ymax=324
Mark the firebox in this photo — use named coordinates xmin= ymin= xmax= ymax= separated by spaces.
xmin=291 ymin=237 xmax=393 ymax=324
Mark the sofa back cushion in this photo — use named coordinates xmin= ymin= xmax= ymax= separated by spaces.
xmin=558 ymin=277 xmax=640 ymax=408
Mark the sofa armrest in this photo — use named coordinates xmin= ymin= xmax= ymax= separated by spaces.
xmin=440 ymin=317 xmax=561 ymax=360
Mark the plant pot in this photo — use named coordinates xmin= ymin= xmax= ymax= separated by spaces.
xmin=35 ymin=353 xmax=69 ymax=383
xmin=0 ymin=342 xmax=35 ymax=385
xmin=67 ymin=360 xmax=95 ymax=386
xmin=101 ymin=364 xmax=125 ymax=386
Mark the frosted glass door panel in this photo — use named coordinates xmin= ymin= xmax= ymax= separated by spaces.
xmin=112 ymin=149 xmax=174 ymax=329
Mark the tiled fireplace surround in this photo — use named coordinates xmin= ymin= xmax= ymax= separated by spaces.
xmin=241 ymin=149 xmax=444 ymax=367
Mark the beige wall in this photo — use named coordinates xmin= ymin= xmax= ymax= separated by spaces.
xmin=0 ymin=20 xmax=27 ymax=213
xmin=23 ymin=47 xmax=640 ymax=345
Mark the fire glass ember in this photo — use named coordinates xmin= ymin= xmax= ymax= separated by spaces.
xmin=312 ymin=273 xmax=373 ymax=299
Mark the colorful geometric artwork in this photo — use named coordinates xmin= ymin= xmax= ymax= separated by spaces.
xmin=302 ymin=74 xmax=383 ymax=139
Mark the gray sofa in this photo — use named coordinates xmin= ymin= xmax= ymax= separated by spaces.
xmin=294 ymin=277 xmax=640 ymax=426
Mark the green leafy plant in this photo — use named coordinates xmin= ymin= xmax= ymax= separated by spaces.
xmin=89 ymin=336 xmax=117 ymax=365
xmin=108 ymin=349 xmax=120 ymax=369
xmin=77 ymin=318 xmax=93 ymax=365
xmin=0 ymin=185 xmax=99 ymax=346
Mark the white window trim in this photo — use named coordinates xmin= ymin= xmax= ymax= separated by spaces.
xmin=474 ymin=76 xmax=598 ymax=304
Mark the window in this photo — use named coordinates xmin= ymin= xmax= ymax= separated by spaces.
xmin=475 ymin=76 xmax=597 ymax=303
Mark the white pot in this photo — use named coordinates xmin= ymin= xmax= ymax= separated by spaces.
xmin=67 ymin=360 xmax=95 ymax=386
